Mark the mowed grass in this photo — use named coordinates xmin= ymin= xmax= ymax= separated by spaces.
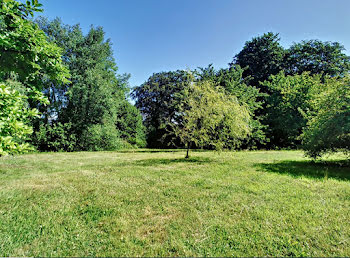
xmin=0 ymin=150 xmax=349 ymax=257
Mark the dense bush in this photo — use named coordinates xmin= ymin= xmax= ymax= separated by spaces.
xmin=33 ymin=122 xmax=76 ymax=152
xmin=80 ymin=123 xmax=125 ymax=151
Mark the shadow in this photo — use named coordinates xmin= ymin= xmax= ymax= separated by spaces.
xmin=257 ymin=159 xmax=350 ymax=181
xmin=117 ymin=149 xmax=184 ymax=153
xmin=134 ymin=156 xmax=214 ymax=167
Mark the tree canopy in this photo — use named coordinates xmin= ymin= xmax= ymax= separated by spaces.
xmin=168 ymin=80 xmax=251 ymax=158
xmin=132 ymin=70 xmax=192 ymax=148
xmin=34 ymin=17 xmax=145 ymax=151
xmin=302 ymin=76 xmax=350 ymax=158
xmin=232 ymin=32 xmax=285 ymax=90
xmin=0 ymin=0 xmax=69 ymax=88
xmin=286 ymin=40 xmax=350 ymax=77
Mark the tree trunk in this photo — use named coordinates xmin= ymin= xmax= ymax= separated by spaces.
xmin=185 ymin=142 xmax=190 ymax=159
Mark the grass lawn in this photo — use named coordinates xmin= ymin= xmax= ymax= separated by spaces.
xmin=0 ymin=149 xmax=349 ymax=256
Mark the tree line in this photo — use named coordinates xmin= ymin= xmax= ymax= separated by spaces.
xmin=1 ymin=0 xmax=349 ymax=158
xmin=133 ymin=32 xmax=350 ymax=157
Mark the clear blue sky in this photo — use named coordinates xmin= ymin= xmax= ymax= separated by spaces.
xmin=38 ymin=0 xmax=350 ymax=87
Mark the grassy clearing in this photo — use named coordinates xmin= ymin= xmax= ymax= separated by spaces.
xmin=0 ymin=150 xmax=349 ymax=256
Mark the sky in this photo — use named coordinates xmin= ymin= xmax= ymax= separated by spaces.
xmin=38 ymin=0 xmax=350 ymax=87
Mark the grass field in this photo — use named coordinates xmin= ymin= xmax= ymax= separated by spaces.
xmin=0 ymin=150 xmax=349 ymax=256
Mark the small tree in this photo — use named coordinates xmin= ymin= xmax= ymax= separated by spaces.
xmin=167 ymin=80 xmax=251 ymax=158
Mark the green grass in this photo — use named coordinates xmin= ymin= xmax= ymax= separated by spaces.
xmin=0 ymin=149 xmax=349 ymax=256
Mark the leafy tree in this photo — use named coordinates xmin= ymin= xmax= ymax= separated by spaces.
xmin=196 ymin=64 xmax=267 ymax=148
xmin=302 ymin=76 xmax=350 ymax=158
xmin=0 ymin=0 xmax=69 ymax=89
xmin=232 ymin=32 xmax=285 ymax=91
xmin=34 ymin=17 xmax=83 ymax=123
xmin=286 ymin=40 xmax=350 ymax=77
xmin=132 ymin=70 xmax=192 ymax=148
xmin=0 ymin=80 xmax=48 ymax=155
xmin=115 ymin=101 xmax=146 ymax=147
xmin=168 ymin=80 xmax=251 ymax=158
xmin=0 ymin=0 xmax=69 ymax=155
xmin=262 ymin=72 xmax=322 ymax=148
xmin=36 ymin=18 xmax=143 ymax=151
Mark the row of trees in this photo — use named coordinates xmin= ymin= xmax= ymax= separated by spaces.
xmin=1 ymin=1 xmax=349 ymax=158
xmin=133 ymin=33 xmax=350 ymax=158
xmin=0 ymin=0 xmax=145 ymax=155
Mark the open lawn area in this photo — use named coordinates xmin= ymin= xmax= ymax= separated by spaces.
xmin=0 ymin=150 xmax=349 ymax=256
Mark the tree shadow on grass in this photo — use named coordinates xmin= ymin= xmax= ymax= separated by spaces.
xmin=117 ymin=149 xmax=184 ymax=153
xmin=118 ymin=149 xmax=208 ymax=154
xmin=133 ymin=156 xmax=214 ymax=167
xmin=256 ymin=159 xmax=350 ymax=181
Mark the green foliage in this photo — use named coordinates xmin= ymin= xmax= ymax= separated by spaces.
xmin=0 ymin=1 xmax=71 ymax=155
xmin=262 ymin=72 xmax=323 ymax=148
xmin=169 ymin=80 xmax=251 ymax=157
xmin=0 ymin=80 xmax=48 ymax=155
xmin=35 ymin=18 xmax=142 ymax=151
xmin=115 ymin=101 xmax=146 ymax=147
xmin=0 ymin=0 xmax=43 ymax=18
xmin=232 ymin=32 xmax=285 ymax=90
xmin=80 ymin=123 xmax=124 ymax=151
xmin=302 ymin=77 xmax=350 ymax=158
xmin=33 ymin=122 xmax=76 ymax=152
xmin=132 ymin=70 xmax=192 ymax=148
xmin=286 ymin=40 xmax=350 ymax=76
xmin=0 ymin=0 xmax=70 ymax=89
xmin=196 ymin=64 xmax=267 ymax=148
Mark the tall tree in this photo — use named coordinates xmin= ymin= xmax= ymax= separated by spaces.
xmin=35 ymin=17 xmax=145 ymax=151
xmin=286 ymin=40 xmax=350 ymax=77
xmin=0 ymin=0 xmax=69 ymax=89
xmin=232 ymin=32 xmax=285 ymax=91
xmin=261 ymin=72 xmax=323 ymax=148
xmin=132 ymin=70 xmax=192 ymax=148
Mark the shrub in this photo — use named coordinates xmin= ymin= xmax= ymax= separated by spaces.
xmin=80 ymin=123 xmax=124 ymax=151
xmin=33 ymin=122 xmax=76 ymax=152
